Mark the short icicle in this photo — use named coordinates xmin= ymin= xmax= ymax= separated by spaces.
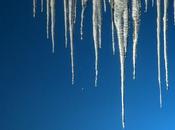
xmin=80 ymin=0 xmax=88 ymax=40
xmin=33 ymin=0 xmax=37 ymax=17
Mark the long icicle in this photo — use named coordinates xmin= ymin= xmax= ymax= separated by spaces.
xmin=80 ymin=0 xmax=88 ymax=40
xmin=41 ymin=0 xmax=44 ymax=12
xmin=64 ymin=0 xmax=68 ymax=48
xmin=68 ymin=0 xmax=77 ymax=84
xmin=92 ymin=0 xmax=101 ymax=86
xmin=33 ymin=0 xmax=37 ymax=17
xmin=50 ymin=0 xmax=55 ymax=53
xmin=46 ymin=0 xmax=50 ymax=39
xmin=114 ymin=0 xmax=126 ymax=128
xmin=163 ymin=0 xmax=169 ymax=89
xmin=156 ymin=0 xmax=162 ymax=107
xmin=132 ymin=0 xmax=140 ymax=79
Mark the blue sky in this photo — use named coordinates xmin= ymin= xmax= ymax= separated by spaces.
xmin=0 ymin=0 xmax=175 ymax=130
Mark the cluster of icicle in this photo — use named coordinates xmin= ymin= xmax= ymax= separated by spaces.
xmin=33 ymin=0 xmax=175 ymax=128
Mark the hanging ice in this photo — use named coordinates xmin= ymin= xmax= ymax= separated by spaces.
xmin=132 ymin=0 xmax=141 ymax=79
xmin=32 ymin=0 xmax=175 ymax=128
xmin=80 ymin=0 xmax=88 ymax=40
xmin=145 ymin=0 xmax=148 ymax=12
xmin=103 ymin=0 xmax=107 ymax=12
xmin=46 ymin=0 xmax=50 ymax=39
xmin=33 ymin=0 xmax=37 ymax=17
xmin=163 ymin=0 xmax=169 ymax=89
xmin=41 ymin=0 xmax=44 ymax=12
xmin=50 ymin=0 xmax=55 ymax=53
xmin=92 ymin=0 xmax=102 ymax=86
xmin=109 ymin=0 xmax=116 ymax=55
xmin=64 ymin=0 xmax=68 ymax=47
xmin=113 ymin=0 xmax=128 ymax=128
xmin=68 ymin=0 xmax=77 ymax=84
xmin=174 ymin=0 xmax=175 ymax=24
xmin=156 ymin=0 xmax=162 ymax=107
xmin=152 ymin=0 xmax=154 ymax=7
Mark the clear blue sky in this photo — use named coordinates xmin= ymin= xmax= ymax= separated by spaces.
xmin=0 ymin=0 xmax=175 ymax=130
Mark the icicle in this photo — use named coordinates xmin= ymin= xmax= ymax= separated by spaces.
xmin=174 ymin=0 xmax=175 ymax=25
xmin=50 ymin=0 xmax=55 ymax=53
xmin=33 ymin=0 xmax=37 ymax=17
xmin=80 ymin=0 xmax=88 ymax=40
xmin=156 ymin=0 xmax=162 ymax=107
xmin=112 ymin=21 xmax=115 ymax=55
xmin=92 ymin=0 xmax=102 ymax=86
xmin=47 ymin=0 xmax=50 ymax=39
xmin=64 ymin=0 xmax=68 ymax=48
xmin=68 ymin=0 xmax=77 ymax=84
xmin=110 ymin=0 xmax=115 ymax=55
xmin=98 ymin=1 xmax=102 ymax=49
xmin=103 ymin=0 xmax=107 ymax=12
xmin=74 ymin=0 xmax=77 ymax=24
xmin=41 ymin=0 xmax=44 ymax=12
xmin=163 ymin=0 xmax=169 ymax=89
xmin=145 ymin=0 xmax=148 ymax=12
xmin=152 ymin=0 xmax=154 ymax=7
xmin=132 ymin=0 xmax=141 ymax=79
xmin=113 ymin=0 xmax=128 ymax=128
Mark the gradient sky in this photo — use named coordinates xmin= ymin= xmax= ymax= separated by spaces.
xmin=0 ymin=0 xmax=175 ymax=130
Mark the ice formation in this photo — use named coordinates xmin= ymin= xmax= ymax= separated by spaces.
xmin=156 ymin=0 xmax=162 ymax=107
xmin=32 ymin=0 xmax=175 ymax=128
xmin=80 ymin=0 xmax=88 ymax=40
xmin=163 ymin=0 xmax=169 ymax=89
xmin=132 ymin=0 xmax=141 ymax=80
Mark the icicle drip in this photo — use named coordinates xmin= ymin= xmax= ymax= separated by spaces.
xmin=64 ymin=0 xmax=68 ymax=48
xmin=92 ymin=0 xmax=102 ymax=86
xmin=46 ymin=0 xmax=50 ymax=39
xmin=68 ymin=0 xmax=77 ymax=84
xmin=152 ymin=0 xmax=154 ymax=7
xmin=113 ymin=0 xmax=128 ymax=128
xmin=33 ymin=0 xmax=37 ymax=17
xmin=163 ymin=0 xmax=169 ymax=88
xmin=103 ymin=0 xmax=107 ymax=12
xmin=132 ymin=0 xmax=141 ymax=79
xmin=145 ymin=0 xmax=148 ymax=12
xmin=110 ymin=0 xmax=115 ymax=55
xmin=50 ymin=0 xmax=55 ymax=53
xmin=156 ymin=0 xmax=162 ymax=107
xmin=41 ymin=0 xmax=44 ymax=12
xmin=80 ymin=0 xmax=88 ymax=40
